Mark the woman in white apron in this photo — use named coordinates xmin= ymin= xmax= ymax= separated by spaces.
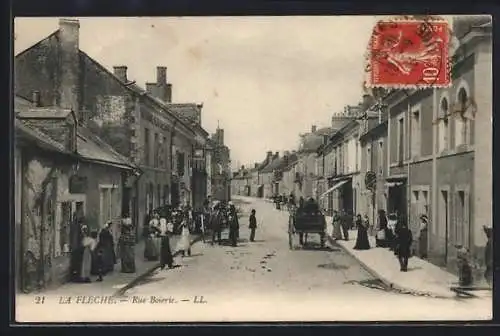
xmin=176 ymin=220 xmax=192 ymax=257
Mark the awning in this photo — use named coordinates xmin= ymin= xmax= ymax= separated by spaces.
xmin=385 ymin=181 xmax=404 ymax=187
xmin=319 ymin=180 xmax=349 ymax=199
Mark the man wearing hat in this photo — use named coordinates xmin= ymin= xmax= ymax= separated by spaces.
xmin=417 ymin=214 xmax=429 ymax=259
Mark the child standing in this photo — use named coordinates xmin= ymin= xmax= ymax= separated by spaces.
xmin=249 ymin=209 xmax=257 ymax=242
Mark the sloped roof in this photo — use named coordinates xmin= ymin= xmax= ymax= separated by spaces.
xmin=261 ymin=154 xmax=282 ymax=173
xmin=283 ymin=156 xmax=299 ymax=172
xmin=15 ymin=98 xmax=135 ymax=170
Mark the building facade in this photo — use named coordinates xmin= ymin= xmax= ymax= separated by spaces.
xmin=15 ymin=97 xmax=136 ymax=293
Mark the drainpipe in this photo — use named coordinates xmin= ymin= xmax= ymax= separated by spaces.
xmin=170 ymin=120 xmax=178 ymax=205
xmin=407 ymin=102 xmax=411 ymax=228
xmin=431 ymin=87 xmax=438 ymax=259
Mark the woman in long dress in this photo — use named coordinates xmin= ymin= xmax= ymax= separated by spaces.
xmin=80 ymin=225 xmax=97 ymax=282
xmin=176 ymin=220 xmax=192 ymax=257
xmin=97 ymin=221 xmax=116 ymax=274
xmin=119 ymin=217 xmax=136 ymax=273
xmin=417 ymin=215 xmax=429 ymax=259
xmin=144 ymin=213 xmax=160 ymax=261
xmin=331 ymin=210 xmax=343 ymax=240
xmin=353 ymin=214 xmax=370 ymax=250
xmin=159 ymin=218 xmax=174 ymax=269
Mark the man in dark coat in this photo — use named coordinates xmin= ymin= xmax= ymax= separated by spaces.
xmin=395 ymin=222 xmax=413 ymax=272
xmin=228 ymin=206 xmax=239 ymax=247
xmin=211 ymin=208 xmax=223 ymax=245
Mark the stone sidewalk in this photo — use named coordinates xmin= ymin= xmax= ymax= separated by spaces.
xmin=16 ymin=234 xmax=203 ymax=299
xmin=323 ymin=216 xmax=492 ymax=299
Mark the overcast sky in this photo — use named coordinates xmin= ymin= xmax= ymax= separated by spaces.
xmin=15 ymin=16 xmax=390 ymax=169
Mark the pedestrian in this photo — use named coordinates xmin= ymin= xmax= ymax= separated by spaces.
xmin=456 ymin=245 xmax=473 ymax=287
xmin=90 ymin=230 xmax=104 ymax=282
xmin=249 ymin=209 xmax=257 ymax=242
xmin=331 ymin=210 xmax=343 ymax=240
xmin=159 ymin=217 xmax=175 ymax=269
xmin=375 ymin=209 xmax=390 ymax=247
xmin=340 ymin=209 xmax=350 ymax=241
xmin=70 ymin=213 xmax=85 ymax=282
xmin=395 ymin=221 xmax=413 ymax=272
xmin=80 ymin=225 xmax=96 ymax=283
xmin=417 ymin=214 xmax=429 ymax=259
xmin=119 ymin=216 xmax=136 ymax=273
xmin=97 ymin=221 xmax=116 ymax=274
xmin=176 ymin=220 xmax=192 ymax=257
xmin=483 ymin=225 xmax=493 ymax=287
xmin=211 ymin=207 xmax=223 ymax=245
xmin=228 ymin=210 xmax=239 ymax=247
xmin=387 ymin=213 xmax=398 ymax=252
xmin=298 ymin=196 xmax=305 ymax=209
xmin=363 ymin=214 xmax=373 ymax=236
xmin=145 ymin=212 xmax=160 ymax=261
xmin=353 ymin=214 xmax=370 ymax=250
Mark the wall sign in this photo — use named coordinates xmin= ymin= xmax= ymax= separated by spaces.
xmin=69 ymin=175 xmax=88 ymax=194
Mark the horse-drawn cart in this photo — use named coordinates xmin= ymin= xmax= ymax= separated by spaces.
xmin=288 ymin=202 xmax=327 ymax=250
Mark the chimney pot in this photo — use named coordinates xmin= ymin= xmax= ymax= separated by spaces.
xmin=113 ymin=66 xmax=128 ymax=82
xmin=32 ymin=91 xmax=41 ymax=107
xmin=311 ymin=125 xmax=317 ymax=133
xmin=157 ymin=66 xmax=167 ymax=84
xmin=166 ymin=83 xmax=172 ymax=103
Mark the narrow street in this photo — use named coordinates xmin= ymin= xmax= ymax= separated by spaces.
xmin=17 ymin=196 xmax=491 ymax=322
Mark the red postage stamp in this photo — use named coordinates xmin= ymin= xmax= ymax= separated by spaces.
xmin=365 ymin=17 xmax=450 ymax=88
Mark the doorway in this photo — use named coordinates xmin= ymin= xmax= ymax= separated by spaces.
xmin=439 ymin=190 xmax=449 ymax=265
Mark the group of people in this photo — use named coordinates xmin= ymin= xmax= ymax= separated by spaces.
xmin=329 ymin=209 xmax=423 ymax=272
xmin=201 ymin=198 xmax=259 ymax=246
xmin=143 ymin=209 xmax=192 ymax=269
xmin=71 ymin=219 xmax=119 ymax=283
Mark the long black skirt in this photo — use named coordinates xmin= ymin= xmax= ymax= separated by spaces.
xmin=160 ymin=236 xmax=173 ymax=267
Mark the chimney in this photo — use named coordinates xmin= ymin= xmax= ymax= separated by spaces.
xmin=284 ymin=150 xmax=290 ymax=157
xmin=254 ymin=163 xmax=259 ymax=168
xmin=241 ymin=165 xmax=245 ymax=170
xmin=145 ymin=83 xmax=157 ymax=96
xmin=113 ymin=66 xmax=128 ymax=82
xmin=32 ymin=91 xmax=41 ymax=107
xmin=165 ymin=83 xmax=172 ymax=103
xmin=275 ymin=151 xmax=279 ymax=158
xmin=311 ymin=125 xmax=317 ymax=133
xmin=58 ymin=18 xmax=81 ymax=122
xmin=266 ymin=151 xmax=273 ymax=160
xmin=362 ymin=94 xmax=375 ymax=111
xmin=216 ymin=128 xmax=224 ymax=145
xmin=157 ymin=66 xmax=167 ymax=85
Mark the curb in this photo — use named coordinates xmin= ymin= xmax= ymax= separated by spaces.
xmin=327 ymin=235 xmax=452 ymax=299
xmin=112 ymin=235 xmax=204 ymax=297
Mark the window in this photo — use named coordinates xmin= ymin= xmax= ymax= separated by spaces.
xmin=410 ymin=108 xmax=421 ymax=157
xmin=438 ymin=190 xmax=449 ymax=238
xmin=177 ymin=151 xmax=185 ymax=176
xmin=438 ymin=98 xmax=450 ymax=153
xmin=154 ymin=133 xmax=159 ymax=167
xmin=377 ymin=140 xmax=384 ymax=176
xmin=144 ymin=127 xmax=150 ymax=166
xmin=163 ymin=136 xmax=168 ymax=168
xmin=421 ymin=190 xmax=429 ymax=215
xmin=100 ymin=185 xmax=118 ymax=228
xmin=455 ymin=190 xmax=470 ymax=248
xmin=355 ymin=141 xmax=359 ymax=171
xmin=56 ymin=202 xmax=72 ymax=257
xmin=163 ymin=185 xmax=169 ymax=204
xmin=397 ymin=117 xmax=405 ymax=164
xmin=455 ymin=88 xmax=469 ymax=146
xmin=366 ymin=146 xmax=372 ymax=171
xmin=157 ymin=184 xmax=161 ymax=208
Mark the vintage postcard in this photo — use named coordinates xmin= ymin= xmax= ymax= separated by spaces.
xmin=13 ymin=15 xmax=492 ymax=323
